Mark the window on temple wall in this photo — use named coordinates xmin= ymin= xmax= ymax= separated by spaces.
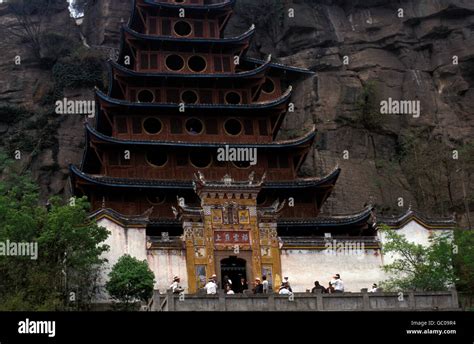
xmin=140 ymin=52 xmax=149 ymax=70
xmin=166 ymin=89 xmax=180 ymax=103
xmin=214 ymin=56 xmax=222 ymax=72
xmin=189 ymin=151 xmax=213 ymax=168
xmin=116 ymin=117 xmax=128 ymax=134
xmin=165 ymin=54 xmax=185 ymax=71
xmin=188 ymin=55 xmax=207 ymax=73
xmin=181 ymin=90 xmax=199 ymax=104
xmin=109 ymin=151 xmax=131 ymax=166
xmin=170 ymin=118 xmax=183 ymax=134
xmin=143 ymin=117 xmax=163 ymax=135
xmin=225 ymin=91 xmax=242 ymax=105
xmin=258 ymin=119 xmax=268 ymax=135
xmin=205 ymin=119 xmax=218 ymax=134
xmin=174 ymin=20 xmax=192 ymax=37
xmin=146 ymin=150 xmax=168 ymax=168
xmin=176 ymin=153 xmax=188 ymax=166
xmin=243 ymin=119 xmax=254 ymax=135
xmin=200 ymin=90 xmax=212 ymax=104
xmin=137 ymin=89 xmax=155 ymax=103
xmin=149 ymin=18 xmax=157 ymax=35
xmin=185 ymin=118 xmax=203 ymax=135
xmin=146 ymin=191 xmax=166 ymax=205
xmin=209 ymin=22 xmax=216 ymax=38
xmin=213 ymin=56 xmax=231 ymax=73
xmin=162 ymin=19 xmax=171 ymax=36
xmin=224 ymin=118 xmax=243 ymax=136
xmin=194 ymin=21 xmax=204 ymax=37
xmin=132 ymin=117 xmax=142 ymax=134
xmin=262 ymin=77 xmax=276 ymax=94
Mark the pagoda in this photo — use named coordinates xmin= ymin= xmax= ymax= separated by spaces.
xmin=70 ymin=0 xmax=377 ymax=293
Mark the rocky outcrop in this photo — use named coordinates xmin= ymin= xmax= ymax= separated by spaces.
xmin=0 ymin=0 xmax=472 ymax=227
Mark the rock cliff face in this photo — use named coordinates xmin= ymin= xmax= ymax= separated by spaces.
xmin=0 ymin=0 xmax=472 ymax=226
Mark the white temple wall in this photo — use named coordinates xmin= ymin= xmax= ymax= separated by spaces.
xmin=378 ymin=220 xmax=453 ymax=265
xmin=147 ymin=249 xmax=188 ymax=292
xmin=96 ymin=218 xmax=147 ymax=291
xmin=280 ymin=249 xmax=385 ymax=292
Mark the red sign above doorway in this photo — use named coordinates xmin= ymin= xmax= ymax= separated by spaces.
xmin=214 ymin=231 xmax=250 ymax=244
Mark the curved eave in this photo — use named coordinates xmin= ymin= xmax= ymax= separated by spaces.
xmin=377 ymin=210 xmax=456 ymax=230
xmin=265 ymin=168 xmax=341 ymax=189
xmin=70 ymin=164 xmax=193 ymax=190
xmin=110 ymin=55 xmax=269 ymax=80
xmin=141 ymin=0 xmax=236 ymax=12
xmin=87 ymin=123 xmax=315 ymax=149
xmin=69 ymin=166 xmax=341 ymax=191
xmin=242 ymin=56 xmax=314 ymax=79
xmin=90 ymin=208 xmax=149 ymax=227
xmin=96 ymin=86 xmax=292 ymax=110
xmin=122 ymin=24 xmax=253 ymax=46
xmin=278 ymin=206 xmax=373 ymax=228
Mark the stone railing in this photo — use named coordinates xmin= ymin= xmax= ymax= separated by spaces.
xmin=150 ymin=289 xmax=460 ymax=311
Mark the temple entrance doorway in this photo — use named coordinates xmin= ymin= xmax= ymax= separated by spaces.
xmin=220 ymin=256 xmax=247 ymax=292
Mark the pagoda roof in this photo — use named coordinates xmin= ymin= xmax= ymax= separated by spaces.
xmin=241 ymin=56 xmax=315 ymax=79
xmin=86 ymin=123 xmax=316 ymax=149
xmin=122 ymin=24 xmax=254 ymax=49
xmin=110 ymin=53 xmax=270 ymax=80
xmin=139 ymin=0 xmax=236 ymax=12
xmin=376 ymin=209 xmax=456 ymax=230
xmin=278 ymin=206 xmax=374 ymax=228
xmin=95 ymin=86 xmax=292 ymax=111
xmin=70 ymin=164 xmax=341 ymax=191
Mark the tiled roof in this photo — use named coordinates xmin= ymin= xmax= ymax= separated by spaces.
xmin=376 ymin=209 xmax=456 ymax=229
xmin=86 ymin=123 xmax=316 ymax=149
xmin=70 ymin=164 xmax=341 ymax=190
xmin=95 ymin=86 xmax=292 ymax=110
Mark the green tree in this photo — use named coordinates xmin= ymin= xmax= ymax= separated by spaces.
xmin=379 ymin=225 xmax=456 ymax=291
xmin=106 ymin=255 xmax=155 ymax=310
xmin=453 ymin=229 xmax=474 ymax=293
xmin=0 ymin=151 xmax=109 ymax=310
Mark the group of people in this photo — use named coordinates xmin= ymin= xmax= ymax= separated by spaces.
xmin=170 ymin=273 xmax=379 ymax=295
xmin=310 ymin=274 xmax=344 ymax=294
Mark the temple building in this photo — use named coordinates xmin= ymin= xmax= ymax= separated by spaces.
xmin=69 ymin=0 xmax=456 ymax=295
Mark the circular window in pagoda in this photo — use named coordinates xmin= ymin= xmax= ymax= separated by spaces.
xmin=165 ymin=54 xmax=185 ymax=71
xmin=225 ymin=91 xmax=242 ymax=105
xmin=137 ymin=89 xmax=155 ymax=103
xmin=146 ymin=191 xmax=166 ymax=205
xmin=146 ymin=150 xmax=168 ymax=168
xmin=262 ymin=77 xmax=275 ymax=94
xmin=185 ymin=118 xmax=203 ymax=134
xmin=224 ymin=118 xmax=243 ymax=136
xmin=174 ymin=20 xmax=192 ymax=37
xmin=189 ymin=151 xmax=212 ymax=168
xmin=232 ymin=160 xmax=251 ymax=169
xmin=188 ymin=55 xmax=207 ymax=73
xmin=181 ymin=90 xmax=199 ymax=104
xmin=143 ymin=117 xmax=163 ymax=134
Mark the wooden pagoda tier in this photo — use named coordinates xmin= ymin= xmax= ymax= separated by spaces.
xmin=70 ymin=0 xmax=374 ymax=234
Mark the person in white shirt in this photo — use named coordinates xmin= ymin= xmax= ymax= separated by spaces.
xmin=330 ymin=274 xmax=344 ymax=293
xmin=225 ymin=284 xmax=235 ymax=295
xmin=169 ymin=276 xmax=184 ymax=294
xmin=205 ymin=278 xmax=217 ymax=295
xmin=279 ymin=284 xmax=292 ymax=295
xmin=262 ymin=275 xmax=269 ymax=294
xmin=369 ymin=283 xmax=378 ymax=293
